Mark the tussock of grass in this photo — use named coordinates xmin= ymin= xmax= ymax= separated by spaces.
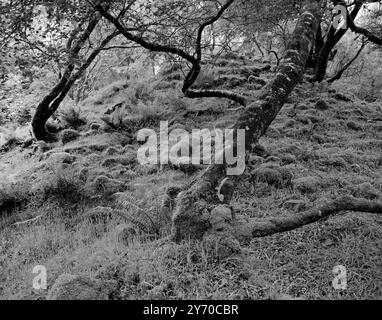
xmin=59 ymin=106 xmax=87 ymax=130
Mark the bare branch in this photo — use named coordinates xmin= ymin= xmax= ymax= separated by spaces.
xmin=185 ymin=89 xmax=247 ymax=105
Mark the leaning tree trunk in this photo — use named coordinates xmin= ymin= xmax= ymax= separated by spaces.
xmin=31 ymin=10 xmax=105 ymax=141
xmin=171 ymin=0 xmax=323 ymax=243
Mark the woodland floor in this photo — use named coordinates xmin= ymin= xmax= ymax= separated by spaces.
xmin=0 ymin=57 xmax=381 ymax=300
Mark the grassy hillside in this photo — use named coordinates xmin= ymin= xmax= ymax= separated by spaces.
xmin=0 ymin=56 xmax=381 ymax=300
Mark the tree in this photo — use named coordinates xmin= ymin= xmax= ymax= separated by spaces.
xmin=0 ymin=1 xmax=125 ymax=141
xmin=312 ymin=0 xmax=382 ymax=82
xmin=89 ymin=0 xmax=382 ymax=249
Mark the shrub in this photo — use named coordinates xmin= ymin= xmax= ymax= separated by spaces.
xmin=0 ymin=182 xmax=30 ymax=213
xmin=40 ymin=170 xmax=87 ymax=203
xmin=59 ymin=106 xmax=87 ymax=130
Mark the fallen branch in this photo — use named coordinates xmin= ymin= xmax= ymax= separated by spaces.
xmin=232 ymin=196 xmax=382 ymax=243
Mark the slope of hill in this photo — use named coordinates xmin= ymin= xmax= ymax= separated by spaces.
xmin=0 ymin=56 xmax=381 ymax=300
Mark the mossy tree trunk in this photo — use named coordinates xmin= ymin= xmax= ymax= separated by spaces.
xmin=171 ymin=0 xmax=323 ymax=243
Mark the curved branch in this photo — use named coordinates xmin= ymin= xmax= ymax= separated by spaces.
xmin=328 ymin=38 xmax=367 ymax=83
xmin=185 ymin=89 xmax=247 ymax=106
xmin=347 ymin=14 xmax=382 ymax=45
xmin=91 ymin=2 xmax=197 ymax=64
xmin=195 ymin=0 xmax=235 ymax=61
xmin=183 ymin=0 xmax=236 ymax=95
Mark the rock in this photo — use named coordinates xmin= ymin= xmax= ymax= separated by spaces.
xmin=61 ymin=129 xmax=81 ymax=144
xmin=315 ymin=99 xmax=330 ymax=111
xmin=209 ymin=205 xmax=233 ymax=231
xmin=116 ymin=223 xmax=137 ymax=245
xmin=293 ymin=176 xmax=321 ymax=193
xmin=48 ymin=152 xmax=76 ymax=164
xmin=47 ymin=274 xmax=117 ymax=300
